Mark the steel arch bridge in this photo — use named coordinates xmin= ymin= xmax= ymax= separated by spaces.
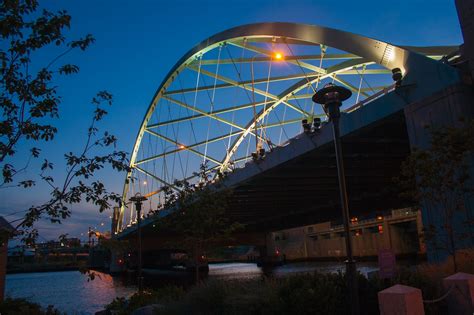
xmin=115 ymin=22 xmax=458 ymax=233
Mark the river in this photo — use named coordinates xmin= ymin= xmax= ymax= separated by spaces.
xmin=5 ymin=262 xmax=378 ymax=314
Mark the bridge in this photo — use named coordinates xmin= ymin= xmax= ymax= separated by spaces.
xmin=113 ymin=22 xmax=473 ymax=261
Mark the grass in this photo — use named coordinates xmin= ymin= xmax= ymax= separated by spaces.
xmin=105 ymin=262 xmax=468 ymax=315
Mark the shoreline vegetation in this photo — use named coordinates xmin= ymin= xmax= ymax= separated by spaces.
xmin=104 ymin=251 xmax=474 ymax=315
xmin=2 ymin=252 xmax=472 ymax=315
xmin=5 ymin=251 xmax=425 ymax=275
xmin=103 ymin=252 xmax=474 ymax=315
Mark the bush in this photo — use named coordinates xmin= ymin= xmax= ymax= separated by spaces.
xmin=111 ymin=268 xmax=455 ymax=314
xmin=156 ymin=272 xmax=380 ymax=315
xmin=0 ymin=297 xmax=63 ymax=315
xmin=106 ymin=286 xmax=184 ymax=315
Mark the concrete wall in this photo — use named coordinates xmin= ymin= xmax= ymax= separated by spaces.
xmin=268 ymin=209 xmax=424 ymax=260
xmin=456 ymin=0 xmax=474 ymax=80
xmin=404 ymin=84 xmax=474 ymax=262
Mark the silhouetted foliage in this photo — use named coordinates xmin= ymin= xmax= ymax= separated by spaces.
xmin=396 ymin=119 xmax=474 ymax=271
xmin=158 ymin=163 xmax=243 ymax=280
xmin=1 ymin=0 xmax=130 ymax=243
xmin=0 ymin=297 xmax=63 ymax=315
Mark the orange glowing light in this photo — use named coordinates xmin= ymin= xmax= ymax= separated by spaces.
xmin=274 ymin=52 xmax=283 ymax=60
xmin=178 ymin=145 xmax=185 ymax=149
xmin=377 ymin=216 xmax=383 ymax=220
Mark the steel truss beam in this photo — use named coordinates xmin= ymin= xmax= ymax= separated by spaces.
xmin=160 ymin=95 xmax=268 ymax=143
xmin=218 ymin=57 xmax=372 ymax=172
xmin=186 ymin=64 xmax=310 ymax=116
xmin=134 ymin=166 xmax=178 ymax=191
xmin=140 ymin=117 xmax=307 ymax=166
xmin=140 ymin=129 xmax=223 ymax=166
xmin=230 ymin=42 xmax=370 ymax=98
xmin=118 ymin=22 xmax=457 ymax=233
xmin=163 ymin=69 xmax=390 ymax=97
xmin=147 ymin=100 xmax=268 ymax=128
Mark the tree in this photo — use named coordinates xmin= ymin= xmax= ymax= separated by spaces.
xmin=397 ymin=119 xmax=474 ymax=271
xmin=1 ymin=0 xmax=130 ymax=243
xmin=158 ymin=164 xmax=242 ymax=282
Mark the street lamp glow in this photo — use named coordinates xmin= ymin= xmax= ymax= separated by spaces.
xmin=143 ymin=180 xmax=147 ymax=185
xmin=274 ymin=52 xmax=283 ymax=60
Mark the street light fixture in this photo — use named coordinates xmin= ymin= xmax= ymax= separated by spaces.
xmin=312 ymin=83 xmax=359 ymax=315
xmin=129 ymin=192 xmax=147 ymax=293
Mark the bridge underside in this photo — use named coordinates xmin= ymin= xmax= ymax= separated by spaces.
xmin=227 ymin=110 xmax=412 ymax=232
xmin=120 ymin=108 xmax=413 ymax=247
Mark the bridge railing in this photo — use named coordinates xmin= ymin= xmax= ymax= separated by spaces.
xmin=344 ymin=84 xmax=396 ymax=113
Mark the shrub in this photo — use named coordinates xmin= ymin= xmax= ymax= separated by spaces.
xmin=106 ymin=286 xmax=184 ymax=315
xmin=111 ymin=268 xmax=457 ymax=314
xmin=0 ymin=297 xmax=63 ymax=315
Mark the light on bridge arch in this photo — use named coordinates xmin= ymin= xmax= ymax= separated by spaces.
xmin=274 ymin=52 xmax=283 ymax=60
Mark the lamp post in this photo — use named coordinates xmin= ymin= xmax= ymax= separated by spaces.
xmin=313 ymin=83 xmax=359 ymax=315
xmin=129 ymin=192 xmax=147 ymax=293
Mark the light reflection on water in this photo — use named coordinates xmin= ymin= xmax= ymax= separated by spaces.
xmin=5 ymin=271 xmax=136 ymax=315
xmin=5 ymin=262 xmax=378 ymax=314
xmin=208 ymin=261 xmax=378 ymax=280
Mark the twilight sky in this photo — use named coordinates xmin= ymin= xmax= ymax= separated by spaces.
xmin=0 ymin=0 xmax=463 ymax=243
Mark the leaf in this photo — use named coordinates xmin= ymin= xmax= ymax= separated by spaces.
xmin=19 ymin=180 xmax=35 ymax=188
xmin=58 ymin=64 xmax=79 ymax=75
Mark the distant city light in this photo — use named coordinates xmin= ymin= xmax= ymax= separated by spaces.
xmin=143 ymin=180 xmax=147 ymax=185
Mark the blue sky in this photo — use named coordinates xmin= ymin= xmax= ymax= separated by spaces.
xmin=0 ymin=0 xmax=463 ymax=243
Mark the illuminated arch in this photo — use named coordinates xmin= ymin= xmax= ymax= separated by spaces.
xmin=117 ymin=22 xmax=458 ymax=232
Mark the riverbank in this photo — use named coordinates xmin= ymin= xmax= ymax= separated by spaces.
xmin=103 ymin=268 xmax=445 ymax=315
xmin=7 ymin=262 xmax=85 ymax=274
xmin=4 ymin=262 xmax=377 ymax=314
xmin=208 ymin=252 xmax=426 ymax=265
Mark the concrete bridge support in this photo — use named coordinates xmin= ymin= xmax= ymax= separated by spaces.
xmin=456 ymin=0 xmax=474 ymax=81
xmin=404 ymin=84 xmax=474 ymax=262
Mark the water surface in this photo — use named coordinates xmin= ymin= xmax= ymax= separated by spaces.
xmin=6 ymin=261 xmax=378 ymax=314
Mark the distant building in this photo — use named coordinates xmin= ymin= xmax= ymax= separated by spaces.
xmin=267 ymin=208 xmax=425 ymax=260
xmin=35 ymin=237 xmax=82 ymax=250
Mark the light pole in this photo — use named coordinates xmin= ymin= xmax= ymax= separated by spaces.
xmin=129 ymin=192 xmax=147 ymax=293
xmin=313 ymin=83 xmax=359 ymax=315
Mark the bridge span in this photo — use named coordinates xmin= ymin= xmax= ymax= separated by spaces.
xmin=114 ymin=23 xmax=472 ymax=262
